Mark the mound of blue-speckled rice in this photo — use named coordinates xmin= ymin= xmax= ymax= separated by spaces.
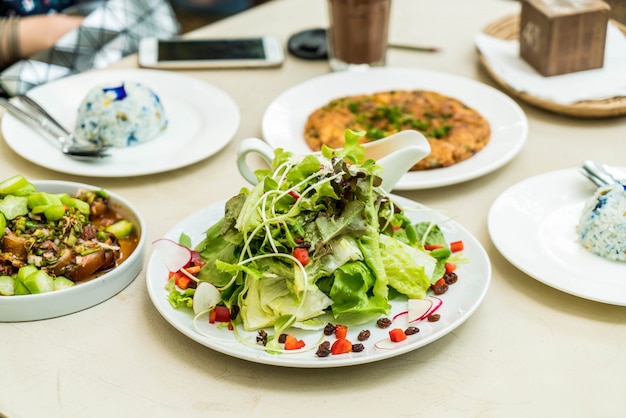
xmin=578 ymin=183 xmax=626 ymax=262
xmin=75 ymin=82 xmax=167 ymax=148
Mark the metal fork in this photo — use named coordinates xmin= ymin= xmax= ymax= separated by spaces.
xmin=0 ymin=96 xmax=110 ymax=159
xmin=580 ymin=160 xmax=626 ymax=188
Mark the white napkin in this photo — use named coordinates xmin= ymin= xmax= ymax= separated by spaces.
xmin=475 ymin=23 xmax=626 ymax=104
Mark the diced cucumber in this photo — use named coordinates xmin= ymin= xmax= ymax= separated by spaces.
xmin=13 ymin=279 xmax=30 ymax=295
xmin=27 ymin=192 xmax=51 ymax=208
xmin=28 ymin=192 xmax=67 ymax=220
xmin=17 ymin=264 xmax=38 ymax=283
xmin=0 ymin=212 xmax=5 ymax=239
xmin=43 ymin=205 xmax=67 ymax=221
xmin=60 ymin=195 xmax=90 ymax=215
xmin=106 ymin=219 xmax=134 ymax=238
xmin=12 ymin=183 xmax=36 ymax=196
xmin=0 ymin=174 xmax=29 ymax=195
xmin=74 ymin=199 xmax=90 ymax=215
xmin=0 ymin=195 xmax=29 ymax=220
xmin=0 ymin=275 xmax=15 ymax=296
xmin=23 ymin=270 xmax=55 ymax=294
xmin=31 ymin=204 xmax=67 ymax=221
xmin=54 ymin=276 xmax=75 ymax=291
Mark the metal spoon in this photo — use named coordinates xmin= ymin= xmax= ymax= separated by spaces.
xmin=0 ymin=97 xmax=110 ymax=159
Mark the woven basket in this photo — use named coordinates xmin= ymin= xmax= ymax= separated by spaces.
xmin=479 ymin=14 xmax=626 ymax=118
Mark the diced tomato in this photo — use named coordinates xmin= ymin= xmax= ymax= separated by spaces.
xmin=292 ymin=247 xmax=309 ymax=266
xmin=214 ymin=306 xmax=230 ymax=322
xmin=424 ymin=244 xmax=444 ymax=251
xmin=330 ymin=338 xmax=352 ymax=355
xmin=335 ymin=324 xmax=348 ymax=339
xmin=284 ymin=334 xmax=306 ymax=350
xmin=176 ymin=275 xmax=192 ymax=290
xmin=288 ymin=190 xmax=300 ymax=199
xmin=209 ymin=309 xmax=216 ymax=323
xmin=450 ymin=240 xmax=464 ymax=252
xmin=174 ymin=271 xmax=192 ymax=290
xmin=445 ymin=262 xmax=457 ymax=273
xmin=209 ymin=306 xmax=230 ymax=324
xmin=389 ymin=328 xmax=407 ymax=342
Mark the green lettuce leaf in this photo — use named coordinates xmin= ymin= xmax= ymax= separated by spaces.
xmin=218 ymin=258 xmax=332 ymax=331
xmin=413 ymin=222 xmax=451 ymax=281
xmin=329 ymin=261 xmax=390 ymax=325
xmin=321 ymin=129 xmax=366 ymax=164
xmin=315 ymin=200 xmax=366 ymax=243
xmin=379 ymin=234 xmax=434 ymax=299
xmin=285 ymin=154 xmax=323 ymax=185
xmin=415 ymin=221 xmax=447 ymax=247
xmin=196 ymin=220 xmax=241 ymax=288
xmin=166 ymin=278 xmax=194 ymax=309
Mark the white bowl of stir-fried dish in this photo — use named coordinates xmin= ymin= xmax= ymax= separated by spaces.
xmin=0 ymin=175 xmax=145 ymax=321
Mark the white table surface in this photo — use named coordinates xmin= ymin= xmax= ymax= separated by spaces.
xmin=2 ymin=0 xmax=625 ymax=417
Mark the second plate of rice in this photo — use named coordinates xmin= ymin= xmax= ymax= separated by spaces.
xmin=488 ymin=168 xmax=626 ymax=305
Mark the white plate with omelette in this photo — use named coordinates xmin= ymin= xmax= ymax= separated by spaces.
xmin=262 ymin=67 xmax=528 ymax=190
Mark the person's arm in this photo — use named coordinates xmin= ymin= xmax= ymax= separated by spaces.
xmin=17 ymin=14 xmax=84 ymax=57
xmin=0 ymin=14 xmax=84 ymax=67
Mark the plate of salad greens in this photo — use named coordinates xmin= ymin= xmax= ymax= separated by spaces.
xmin=146 ymin=134 xmax=491 ymax=367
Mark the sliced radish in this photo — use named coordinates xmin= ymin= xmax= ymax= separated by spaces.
xmin=408 ymin=296 xmax=442 ymax=323
xmin=392 ymin=311 xmax=407 ymax=322
xmin=193 ymin=282 xmax=222 ymax=315
xmin=374 ymin=338 xmax=409 ymax=350
xmin=153 ymin=238 xmax=192 ymax=272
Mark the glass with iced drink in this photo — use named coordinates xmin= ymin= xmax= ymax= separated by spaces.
xmin=327 ymin=0 xmax=391 ymax=71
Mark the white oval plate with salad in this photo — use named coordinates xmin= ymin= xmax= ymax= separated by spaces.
xmin=1 ymin=69 xmax=240 ymax=177
xmin=261 ymin=67 xmax=528 ymax=190
xmin=146 ymin=195 xmax=491 ymax=368
xmin=488 ymin=168 xmax=626 ymax=305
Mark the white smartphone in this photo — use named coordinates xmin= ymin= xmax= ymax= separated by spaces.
xmin=138 ymin=36 xmax=284 ymax=69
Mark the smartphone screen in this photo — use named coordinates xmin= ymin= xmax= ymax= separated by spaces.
xmin=158 ymin=39 xmax=267 ymax=62
xmin=139 ymin=36 xmax=284 ymax=68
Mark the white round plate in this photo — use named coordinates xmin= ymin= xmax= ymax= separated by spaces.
xmin=146 ymin=195 xmax=491 ymax=368
xmin=488 ymin=168 xmax=626 ymax=305
xmin=1 ymin=69 xmax=240 ymax=177
xmin=0 ymin=180 xmax=146 ymax=321
xmin=262 ymin=67 xmax=528 ymax=190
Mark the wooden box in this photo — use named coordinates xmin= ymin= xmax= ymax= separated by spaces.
xmin=519 ymin=0 xmax=610 ymax=76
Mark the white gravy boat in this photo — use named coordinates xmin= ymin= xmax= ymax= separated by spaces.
xmin=236 ymin=130 xmax=431 ymax=192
